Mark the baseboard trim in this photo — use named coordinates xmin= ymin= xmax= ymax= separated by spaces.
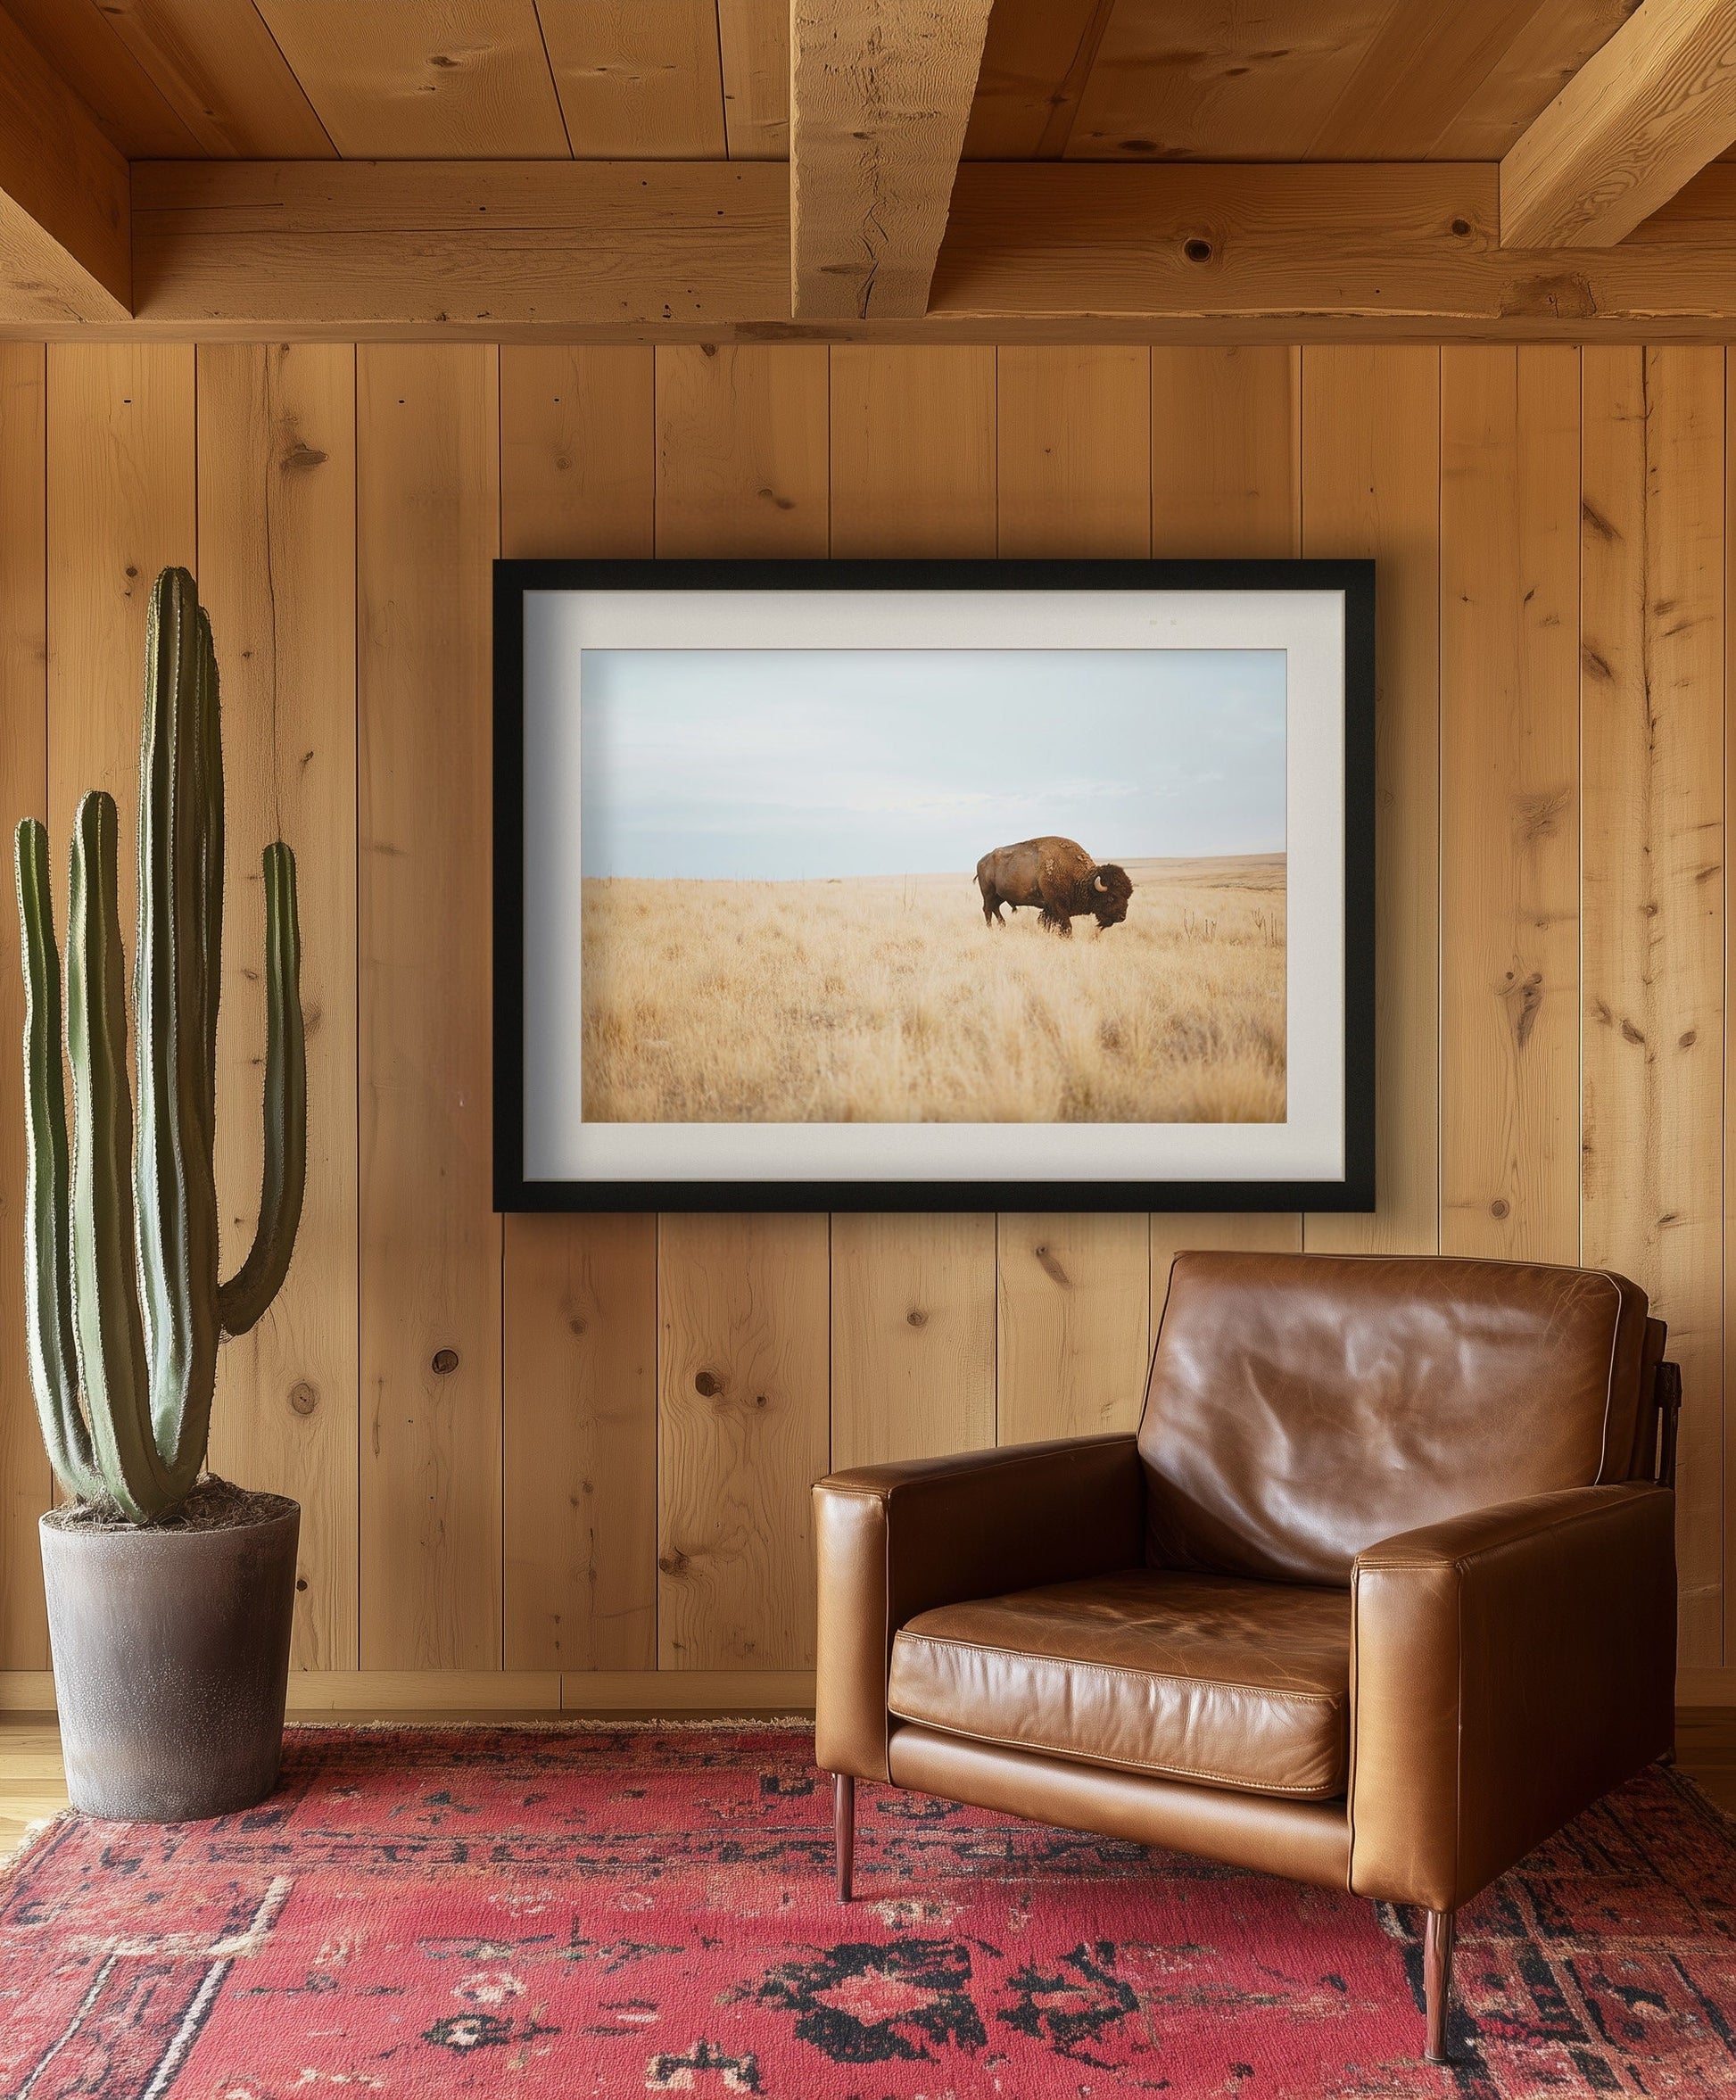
xmin=0 ymin=1668 xmax=817 ymax=1717
xmin=1676 ymin=1667 xmax=1736 ymax=1707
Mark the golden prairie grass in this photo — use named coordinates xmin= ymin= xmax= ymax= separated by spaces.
xmin=581 ymin=855 xmax=1285 ymax=1124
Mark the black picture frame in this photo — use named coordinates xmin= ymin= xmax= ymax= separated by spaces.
xmin=493 ymin=558 xmax=1376 ymax=1213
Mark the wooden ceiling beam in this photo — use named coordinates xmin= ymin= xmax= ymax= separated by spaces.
xmin=1500 ymin=0 xmax=1736 ymax=247
xmin=0 ymin=9 xmax=130 ymax=323
xmin=789 ymin=0 xmax=996 ymax=320
xmin=83 ymin=156 xmax=1736 ymax=344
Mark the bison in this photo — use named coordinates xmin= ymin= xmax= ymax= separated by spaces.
xmin=976 ymin=836 xmax=1133 ymax=937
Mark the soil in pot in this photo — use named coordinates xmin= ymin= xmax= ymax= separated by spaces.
xmin=41 ymin=1479 xmax=300 ymax=1823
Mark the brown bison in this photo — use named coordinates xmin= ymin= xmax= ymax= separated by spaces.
xmin=976 ymin=836 xmax=1134 ymax=937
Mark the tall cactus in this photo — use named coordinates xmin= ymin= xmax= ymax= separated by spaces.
xmin=13 ymin=567 xmax=305 ymax=1523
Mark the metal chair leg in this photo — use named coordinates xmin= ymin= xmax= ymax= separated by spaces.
xmin=833 ymin=1773 xmax=855 ymax=1903
xmin=1424 ymin=1908 xmax=1457 ymax=2064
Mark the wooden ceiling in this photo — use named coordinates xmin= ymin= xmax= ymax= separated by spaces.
xmin=5 ymin=0 xmax=1736 ymax=343
xmin=0 ymin=0 xmax=1641 ymax=166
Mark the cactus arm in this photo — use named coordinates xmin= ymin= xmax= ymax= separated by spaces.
xmin=131 ymin=567 xmax=221 ymax=1483
xmin=66 ymin=792 xmax=177 ymax=1522
xmin=218 ymin=844 xmax=305 ymax=1339
xmin=197 ymin=608 xmax=223 ymax=1137
xmin=12 ymin=819 xmax=102 ymax=1501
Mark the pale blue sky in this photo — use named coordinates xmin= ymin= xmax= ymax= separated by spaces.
xmin=578 ymin=648 xmax=1285 ymax=880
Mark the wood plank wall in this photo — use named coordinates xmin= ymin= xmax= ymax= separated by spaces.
xmin=0 ymin=342 xmax=1730 ymax=1699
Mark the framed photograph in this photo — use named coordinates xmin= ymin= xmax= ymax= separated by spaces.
xmin=493 ymin=558 xmax=1375 ymax=1212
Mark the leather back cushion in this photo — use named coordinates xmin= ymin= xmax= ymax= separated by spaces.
xmin=1140 ymin=1253 xmax=1650 ymax=1586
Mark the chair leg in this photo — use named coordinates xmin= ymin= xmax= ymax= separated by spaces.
xmin=833 ymin=1773 xmax=855 ymax=1904
xmin=1424 ymin=1908 xmax=1457 ymax=2064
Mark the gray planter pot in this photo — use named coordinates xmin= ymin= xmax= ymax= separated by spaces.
xmin=40 ymin=1498 xmax=300 ymax=1822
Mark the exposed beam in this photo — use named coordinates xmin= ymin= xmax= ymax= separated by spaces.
xmin=0 ymin=9 xmax=130 ymax=323
xmin=790 ymin=0 xmax=995 ymax=321
xmin=1501 ymin=0 xmax=1736 ymax=247
xmin=86 ymin=156 xmax=1736 ymax=345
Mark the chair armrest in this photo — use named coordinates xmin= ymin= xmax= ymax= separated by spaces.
xmin=1349 ymin=1483 xmax=1675 ymax=1911
xmin=814 ymin=1435 xmax=1145 ymax=1782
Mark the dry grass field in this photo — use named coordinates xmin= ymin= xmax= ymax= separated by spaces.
xmin=581 ymin=855 xmax=1285 ymax=1124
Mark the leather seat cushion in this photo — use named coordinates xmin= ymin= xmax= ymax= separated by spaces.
xmin=888 ymin=1568 xmax=1350 ymax=1800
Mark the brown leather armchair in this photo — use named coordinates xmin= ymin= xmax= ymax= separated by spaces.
xmin=814 ymin=1252 xmax=1681 ymax=2063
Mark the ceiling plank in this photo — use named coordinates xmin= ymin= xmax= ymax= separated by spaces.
xmin=790 ymin=0 xmax=996 ymax=320
xmin=0 ymin=0 xmax=200 ymax=158
xmin=103 ymin=156 xmax=1736 ymax=343
xmin=1065 ymin=0 xmax=1393 ymax=161
xmin=0 ymin=6 xmax=129 ymax=321
xmin=717 ymin=0 xmax=789 ymax=159
xmin=1308 ymin=0 xmax=1558 ymax=158
xmin=962 ymin=0 xmax=1116 ymax=159
xmin=93 ymin=0 xmax=333 ymax=157
xmin=253 ymin=0 xmax=569 ymax=157
xmin=536 ymin=0 xmax=725 ymax=157
xmin=1431 ymin=0 xmax=1638 ymax=161
xmin=1501 ymin=0 xmax=1736 ymax=245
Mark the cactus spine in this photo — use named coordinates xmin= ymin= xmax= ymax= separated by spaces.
xmin=13 ymin=566 xmax=306 ymax=1523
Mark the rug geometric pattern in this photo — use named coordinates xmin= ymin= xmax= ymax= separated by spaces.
xmin=2 ymin=1726 xmax=1732 ymax=2096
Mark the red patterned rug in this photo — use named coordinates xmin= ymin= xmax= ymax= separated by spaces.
xmin=2 ymin=1725 xmax=1733 ymax=2097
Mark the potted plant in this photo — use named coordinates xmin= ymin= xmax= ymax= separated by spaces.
xmin=13 ymin=566 xmax=306 ymax=1823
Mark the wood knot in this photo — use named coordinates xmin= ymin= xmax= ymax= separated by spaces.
xmin=1034 ymin=1244 xmax=1071 ymax=1287
xmin=432 ymin=1348 xmax=459 ymax=1375
xmin=1183 ymin=237 xmax=1213 ymax=263
xmin=288 ymin=1381 xmax=318 ymax=1417
xmin=905 ymin=1307 xmax=928 ymax=1328
xmin=694 ymin=1368 xmax=724 ymax=1397
xmin=1490 ymin=1198 xmax=1509 ymax=1219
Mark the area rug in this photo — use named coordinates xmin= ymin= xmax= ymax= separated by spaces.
xmin=2 ymin=1727 xmax=1733 ymax=2098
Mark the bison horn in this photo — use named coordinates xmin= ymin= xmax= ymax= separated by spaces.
xmin=1092 ymin=871 xmax=1108 ymax=893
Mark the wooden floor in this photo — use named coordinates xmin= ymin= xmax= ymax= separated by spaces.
xmin=3 ymin=1707 xmax=1732 ymax=1864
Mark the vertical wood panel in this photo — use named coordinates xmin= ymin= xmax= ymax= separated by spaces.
xmin=503 ymin=1214 xmax=657 ymax=1669
xmin=828 ymin=344 xmax=999 ymax=1473
xmin=996 ymin=347 xmax=1152 ymax=558
xmin=652 ymin=341 xmax=831 ymax=1671
xmin=657 ymin=1214 xmax=831 ymax=1667
xmin=1301 ymin=346 xmax=1442 ymax=1256
xmin=655 ymin=346 xmax=830 ymax=558
xmin=1147 ymin=345 xmax=1302 ymax=1277
xmin=1729 ymin=353 xmax=1736 ymax=1670
xmin=1439 ymin=346 xmax=1581 ymax=1263
xmin=357 ymin=344 xmax=501 ymax=1670
xmin=1151 ymin=346 xmax=1299 ymax=558
xmin=994 ymin=343 xmax=1151 ymax=1441
xmin=1583 ymin=345 xmax=1724 ymax=1666
xmin=499 ymin=339 xmax=660 ymax=1672
xmin=998 ymin=1214 xmax=1150 ymax=1443
xmin=198 ymin=343 xmax=360 ymax=1670
xmin=831 ymin=1215 xmax=996 ymax=1467
xmin=831 ymin=347 xmax=996 ymax=558
xmin=46 ymin=347 xmax=196 ymax=922
xmin=1150 ymin=1213 xmax=1303 ymax=1335
xmin=500 ymin=347 xmax=655 ymax=558
xmin=0 ymin=344 xmax=50 ymax=1665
